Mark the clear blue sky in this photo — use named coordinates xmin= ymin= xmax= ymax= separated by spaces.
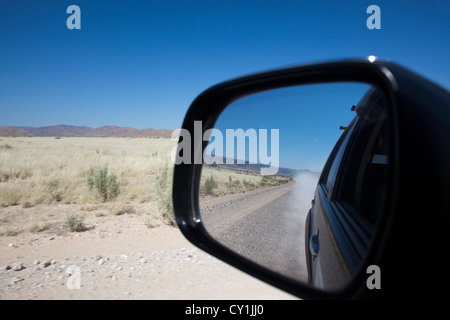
xmin=211 ymin=82 xmax=371 ymax=171
xmin=0 ymin=0 xmax=449 ymax=130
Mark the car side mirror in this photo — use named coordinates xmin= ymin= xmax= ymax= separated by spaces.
xmin=172 ymin=58 xmax=449 ymax=299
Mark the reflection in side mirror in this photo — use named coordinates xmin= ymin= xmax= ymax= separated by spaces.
xmin=198 ymin=83 xmax=390 ymax=292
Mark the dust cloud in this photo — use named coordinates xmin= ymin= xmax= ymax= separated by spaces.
xmin=282 ymin=170 xmax=320 ymax=279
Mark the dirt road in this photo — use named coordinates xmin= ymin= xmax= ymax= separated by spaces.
xmin=0 ymin=201 xmax=297 ymax=300
xmin=201 ymin=183 xmax=310 ymax=284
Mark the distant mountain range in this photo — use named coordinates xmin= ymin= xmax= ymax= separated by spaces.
xmin=206 ymin=156 xmax=319 ymax=177
xmin=0 ymin=125 xmax=173 ymax=138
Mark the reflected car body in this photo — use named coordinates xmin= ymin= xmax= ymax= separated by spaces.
xmin=305 ymin=88 xmax=390 ymax=289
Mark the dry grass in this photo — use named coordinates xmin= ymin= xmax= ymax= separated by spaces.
xmin=0 ymin=136 xmax=291 ymax=235
xmin=200 ymin=166 xmax=292 ymax=196
xmin=0 ymin=137 xmax=176 ymax=207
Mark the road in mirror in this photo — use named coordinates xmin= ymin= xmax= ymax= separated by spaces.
xmin=198 ymin=82 xmax=389 ymax=291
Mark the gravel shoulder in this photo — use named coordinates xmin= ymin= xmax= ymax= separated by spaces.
xmin=0 ymin=201 xmax=297 ymax=300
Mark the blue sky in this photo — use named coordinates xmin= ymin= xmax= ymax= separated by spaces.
xmin=0 ymin=0 xmax=449 ymax=132
xmin=210 ymin=82 xmax=371 ymax=171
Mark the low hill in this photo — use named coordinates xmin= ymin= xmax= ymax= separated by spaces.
xmin=205 ymin=156 xmax=308 ymax=177
xmin=0 ymin=125 xmax=173 ymax=138
xmin=0 ymin=126 xmax=34 ymax=137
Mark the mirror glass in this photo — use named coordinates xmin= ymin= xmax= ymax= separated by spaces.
xmin=199 ymin=82 xmax=390 ymax=291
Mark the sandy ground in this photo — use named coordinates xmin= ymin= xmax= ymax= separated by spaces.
xmin=0 ymin=202 xmax=297 ymax=300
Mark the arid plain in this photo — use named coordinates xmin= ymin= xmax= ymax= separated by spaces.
xmin=0 ymin=137 xmax=295 ymax=299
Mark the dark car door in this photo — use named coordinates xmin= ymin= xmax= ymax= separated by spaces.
xmin=306 ymin=89 xmax=389 ymax=290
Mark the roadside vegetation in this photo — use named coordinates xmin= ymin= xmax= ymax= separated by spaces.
xmin=152 ymin=161 xmax=175 ymax=226
xmin=199 ymin=166 xmax=293 ymax=197
xmin=86 ymin=167 xmax=120 ymax=201
xmin=65 ymin=213 xmax=87 ymax=232
xmin=0 ymin=136 xmax=292 ymax=236
xmin=0 ymin=137 xmax=177 ymax=235
xmin=0 ymin=137 xmax=175 ymax=207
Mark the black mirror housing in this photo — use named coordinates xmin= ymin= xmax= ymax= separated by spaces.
xmin=173 ymin=58 xmax=449 ymax=299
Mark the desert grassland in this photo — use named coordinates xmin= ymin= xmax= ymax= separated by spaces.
xmin=0 ymin=136 xmax=176 ymax=207
xmin=0 ymin=136 xmax=178 ymax=235
xmin=0 ymin=136 xmax=290 ymax=236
